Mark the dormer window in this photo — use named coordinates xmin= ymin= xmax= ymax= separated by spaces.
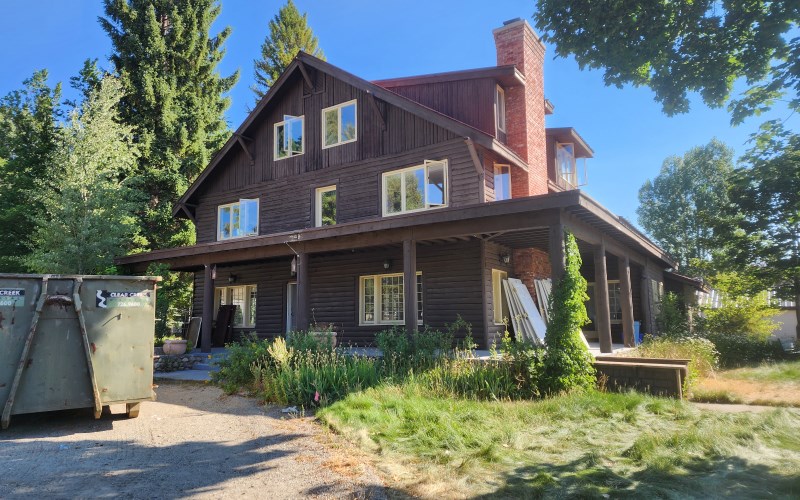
xmin=322 ymin=100 xmax=357 ymax=148
xmin=556 ymin=143 xmax=578 ymax=189
xmin=217 ymin=199 xmax=259 ymax=240
xmin=275 ymin=115 xmax=304 ymax=159
xmin=495 ymin=85 xmax=506 ymax=133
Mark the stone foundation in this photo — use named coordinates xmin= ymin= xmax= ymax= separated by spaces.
xmin=153 ymin=353 xmax=206 ymax=372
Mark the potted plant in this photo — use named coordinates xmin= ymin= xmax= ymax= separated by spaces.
xmin=161 ymin=336 xmax=189 ymax=355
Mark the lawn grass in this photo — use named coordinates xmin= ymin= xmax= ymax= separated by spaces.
xmin=693 ymin=360 xmax=800 ymax=407
xmin=318 ymin=385 xmax=800 ymax=498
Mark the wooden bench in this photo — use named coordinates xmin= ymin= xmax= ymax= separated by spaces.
xmin=593 ymin=357 xmax=690 ymax=399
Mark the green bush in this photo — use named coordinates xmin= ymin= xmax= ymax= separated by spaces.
xmin=541 ymin=231 xmax=596 ymax=394
xmin=655 ymin=292 xmax=690 ymax=337
xmin=627 ymin=335 xmax=719 ymax=389
xmin=703 ymin=332 xmax=785 ymax=368
xmin=375 ymin=325 xmax=453 ymax=377
xmin=211 ymin=334 xmax=273 ymax=393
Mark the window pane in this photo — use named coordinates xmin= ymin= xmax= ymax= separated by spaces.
xmin=417 ymin=275 xmax=423 ymax=322
xmin=405 ymin=168 xmax=425 ymax=211
xmin=219 ymin=206 xmax=231 ymax=239
xmin=557 ymin=144 xmax=576 ymax=187
xmin=609 ymin=283 xmax=622 ymax=322
xmin=340 ymin=103 xmax=356 ymax=141
xmin=276 ymin=124 xmax=287 ymax=159
xmin=290 ymin=118 xmax=303 ymax=153
xmin=385 ymin=173 xmax=403 ymax=214
xmin=494 ymin=165 xmax=510 ymax=201
xmin=231 ymin=204 xmax=242 ymax=238
xmin=381 ymin=275 xmax=403 ymax=322
xmin=426 ymin=163 xmax=445 ymax=206
xmin=320 ymin=188 xmax=336 ymax=226
xmin=249 ymin=286 xmax=257 ymax=327
xmin=230 ymin=286 xmax=245 ymax=326
xmin=363 ymin=278 xmax=375 ymax=323
xmin=242 ymin=199 xmax=258 ymax=235
xmin=324 ymin=109 xmax=338 ymax=146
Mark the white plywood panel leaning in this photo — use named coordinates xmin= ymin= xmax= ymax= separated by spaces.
xmin=504 ymin=278 xmax=547 ymax=344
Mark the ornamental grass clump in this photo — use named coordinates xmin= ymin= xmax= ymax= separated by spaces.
xmin=540 ymin=231 xmax=596 ymax=394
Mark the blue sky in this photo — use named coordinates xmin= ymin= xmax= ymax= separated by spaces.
xmin=2 ymin=1 xmax=796 ymax=225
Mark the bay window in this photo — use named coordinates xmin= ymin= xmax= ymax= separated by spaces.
xmin=382 ymin=160 xmax=447 ymax=216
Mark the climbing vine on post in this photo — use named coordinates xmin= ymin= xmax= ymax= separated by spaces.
xmin=541 ymin=230 xmax=596 ymax=393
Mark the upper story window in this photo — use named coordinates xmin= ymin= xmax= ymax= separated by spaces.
xmin=322 ymin=100 xmax=357 ymax=148
xmin=494 ymin=164 xmax=511 ymax=201
xmin=495 ymin=85 xmax=506 ymax=133
xmin=275 ymin=115 xmax=304 ymax=159
xmin=218 ymin=199 xmax=259 ymax=241
xmin=382 ymin=160 xmax=448 ymax=216
xmin=556 ymin=143 xmax=578 ymax=189
xmin=315 ymin=185 xmax=337 ymax=227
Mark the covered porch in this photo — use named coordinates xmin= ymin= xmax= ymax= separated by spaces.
xmin=117 ymin=190 xmax=674 ymax=353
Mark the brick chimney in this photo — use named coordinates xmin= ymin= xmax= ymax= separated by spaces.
xmin=493 ymin=19 xmax=547 ymax=197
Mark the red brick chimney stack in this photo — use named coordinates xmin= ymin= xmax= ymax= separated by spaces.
xmin=493 ymin=18 xmax=547 ymax=197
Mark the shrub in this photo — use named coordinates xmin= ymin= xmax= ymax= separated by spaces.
xmin=541 ymin=231 xmax=596 ymax=394
xmin=655 ymin=292 xmax=690 ymax=337
xmin=211 ymin=334 xmax=273 ymax=393
xmin=627 ymin=335 xmax=718 ymax=389
xmin=703 ymin=332 xmax=785 ymax=368
xmin=376 ymin=325 xmax=453 ymax=377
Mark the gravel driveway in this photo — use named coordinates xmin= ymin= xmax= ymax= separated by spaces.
xmin=0 ymin=382 xmax=384 ymax=499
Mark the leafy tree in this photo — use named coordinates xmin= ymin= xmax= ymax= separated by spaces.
xmin=26 ymin=77 xmax=144 ymax=274
xmin=541 ymin=231 xmax=596 ymax=394
xmin=252 ymin=0 xmax=324 ymax=101
xmin=637 ymin=139 xmax=735 ymax=275
xmin=534 ymin=1 xmax=799 ymax=122
xmin=0 ymin=70 xmax=61 ymax=272
xmin=714 ymin=122 xmax=799 ymax=341
xmin=100 ymin=0 xmax=239 ymax=250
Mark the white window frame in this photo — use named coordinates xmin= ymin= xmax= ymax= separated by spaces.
xmin=214 ymin=284 xmax=257 ymax=328
xmin=587 ymin=280 xmax=623 ymax=324
xmin=381 ymin=160 xmax=448 ymax=217
xmin=556 ymin=142 xmax=578 ymax=189
xmin=493 ymin=164 xmax=511 ymax=201
xmin=359 ymin=272 xmax=423 ymax=326
xmin=315 ymin=185 xmax=337 ymax=227
xmin=274 ymin=115 xmax=305 ymax=160
xmin=495 ymin=85 xmax=506 ymax=133
xmin=321 ymin=99 xmax=357 ymax=149
xmin=217 ymin=198 xmax=259 ymax=241
xmin=491 ymin=269 xmax=509 ymax=325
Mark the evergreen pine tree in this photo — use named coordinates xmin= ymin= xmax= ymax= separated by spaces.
xmin=27 ymin=77 xmax=144 ymax=274
xmin=0 ymin=70 xmax=61 ymax=272
xmin=541 ymin=231 xmax=596 ymax=394
xmin=252 ymin=0 xmax=324 ymax=102
xmin=100 ymin=0 xmax=238 ymax=250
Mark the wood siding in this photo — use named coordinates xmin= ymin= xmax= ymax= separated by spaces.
xmin=189 ymin=69 xmax=489 ymax=244
xmin=192 ymin=240 xmax=487 ymax=346
xmin=380 ymin=78 xmax=499 ymax=138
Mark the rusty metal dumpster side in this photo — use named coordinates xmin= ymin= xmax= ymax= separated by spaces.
xmin=0 ymin=274 xmax=160 ymax=429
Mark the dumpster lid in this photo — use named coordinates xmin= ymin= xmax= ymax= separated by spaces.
xmin=0 ymin=274 xmax=163 ymax=282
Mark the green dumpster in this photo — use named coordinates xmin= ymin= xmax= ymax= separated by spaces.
xmin=0 ymin=274 xmax=161 ymax=429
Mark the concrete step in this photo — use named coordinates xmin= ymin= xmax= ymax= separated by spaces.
xmin=192 ymin=363 xmax=221 ymax=372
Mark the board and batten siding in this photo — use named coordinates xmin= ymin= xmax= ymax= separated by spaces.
xmin=192 ymin=240 xmax=488 ymax=346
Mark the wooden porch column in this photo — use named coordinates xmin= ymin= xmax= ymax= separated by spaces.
xmin=549 ymin=222 xmax=565 ymax=289
xmin=296 ymin=253 xmax=310 ymax=331
xmin=403 ymin=239 xmax=418 ymax=335
xmin=618 ymin=255 xmax=635 ymax=347
xmin=201 ymin=263 xmax=214 ymax=353
xmin=593 ymin=242 xmax=613 ymax=354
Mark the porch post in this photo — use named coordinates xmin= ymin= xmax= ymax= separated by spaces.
xmin=548 ymin=222 xmax=565 ymax=289
xmin=593 ymin=242 xmax=613 ymax=353
xmin=201 ymin=263 xmax=214 ymax=353
xmin=619 ymin=255 xmax=635 ymax=347
xmin=296 ymin=253 xmax=310 ymax=331
xmin=403 ymin=239 xmax=418 ymax=335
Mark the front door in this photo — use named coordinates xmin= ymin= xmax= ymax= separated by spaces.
xmin=286 ymin=282 xmax=297 ymax=333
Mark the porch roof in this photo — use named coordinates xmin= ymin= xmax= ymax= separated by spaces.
xmin=116 ymin=190 xmax=676 ymax=272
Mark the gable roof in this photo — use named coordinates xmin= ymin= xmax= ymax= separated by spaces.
xmin=372 ymin=64 xmax=525 ymax=88
xmin=174 ymin=52 xmax=528 ymax=216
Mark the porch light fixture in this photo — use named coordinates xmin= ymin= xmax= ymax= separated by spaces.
xmin=383 ymin=259 xmax=391 ymax=270
xmin=228 ymin=275 xmax=237 ymax=284
xmin=291 ymin=256 xmax=297 ymax=276
xmin=501 ymin=253 xmax=511 ymax=264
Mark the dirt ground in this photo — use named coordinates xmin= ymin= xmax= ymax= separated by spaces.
xmin=696 ymin=376 xmax=800 ymax=407
xmin=0 ymin=382 xmax=385 ymax=499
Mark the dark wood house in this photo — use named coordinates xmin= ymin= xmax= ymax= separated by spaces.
xmin=118 ymin=19 xmax=690 ymax=353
